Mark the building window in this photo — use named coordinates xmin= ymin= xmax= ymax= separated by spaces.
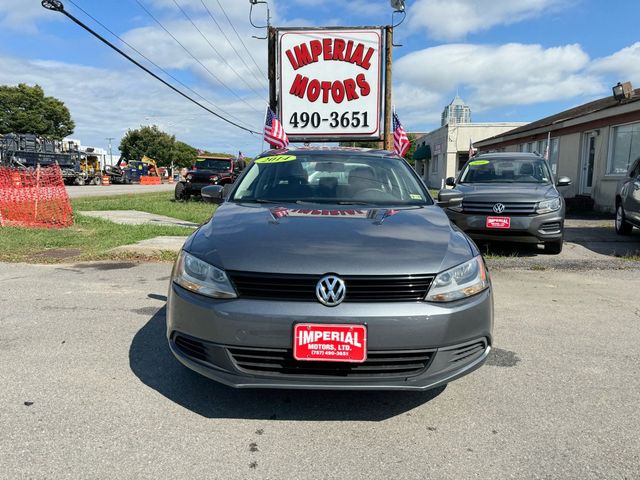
xmin=608 ymin=122 xmax=640 ymax=175
xmin=432 ymin=154 xmax=438 ymax=173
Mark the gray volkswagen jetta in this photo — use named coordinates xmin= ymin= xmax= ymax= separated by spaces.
xmin=167 ymin=147 xmax=493 ymax=390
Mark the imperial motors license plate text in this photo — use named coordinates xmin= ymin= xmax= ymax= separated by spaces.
xmin=486 ymin=216 xmax=511 ymax=229
xmin=293 ymin=323 xmax=367 ymax=363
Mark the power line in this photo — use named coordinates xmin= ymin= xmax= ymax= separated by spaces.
xmin=65 ymin=0 xmax=258 ymax=132
xmin=214 ymin=0 xmax=267 ymax=80
xmin=42 ymin=0 xmax=260 ymax=135
xmin=134 ymin=0 xmax=262 ymax=114
xmin=200 ymin=0 xmax=267 ymax=90
xmin=172 ymin=0 xmax=264 ymax=98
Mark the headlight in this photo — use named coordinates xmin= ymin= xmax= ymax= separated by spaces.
xmin=210 ymin=175 xmax=219 ymax=182
xmin=425 ymin=256 xmax=489 ymax=302
xmin=536 ymin=197 xmax=561 ymax=214
xmin=186 ymin=174 xmax=193 ymax=181
xmin=173 ymin=251 xmax=237 ymax=299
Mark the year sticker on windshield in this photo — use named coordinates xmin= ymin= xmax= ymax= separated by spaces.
xmin=255 ymin=155 xmax=297 ymax=164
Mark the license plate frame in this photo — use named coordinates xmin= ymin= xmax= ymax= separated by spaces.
xmin=486 ymin=216 xmax=511 ymax=229
xmin=293 ymin=323 xmax=367 ymax=363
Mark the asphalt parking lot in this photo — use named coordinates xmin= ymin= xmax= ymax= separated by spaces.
xmin=1 ymin=261 xmax=639 ymax=479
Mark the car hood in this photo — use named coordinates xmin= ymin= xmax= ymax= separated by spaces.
xmin=185 ymin=203 xmax=474 ymax=275
xmin=454 ymin=183 xmax=559 ymax=201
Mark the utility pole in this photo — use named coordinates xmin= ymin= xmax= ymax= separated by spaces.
xmin=106 ymin=137 xmax=114 ymax=166
xmin=383 ymin=26 xmax=393 ymax=151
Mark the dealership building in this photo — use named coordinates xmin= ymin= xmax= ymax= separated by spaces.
xmin=413 ymin=95 xmax=524 ymax=188
xmin=475 ymin=84 xmax=640 ymax=212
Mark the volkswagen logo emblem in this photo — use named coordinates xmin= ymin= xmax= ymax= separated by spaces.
xmin=316 ymin=275 xmax=346 ymax=307
xmin=493 ymin=203 xmax=506 ymax=214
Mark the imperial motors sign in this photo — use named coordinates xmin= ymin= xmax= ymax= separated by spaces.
xmin=278 ymin=28 xmax=383 ymax=141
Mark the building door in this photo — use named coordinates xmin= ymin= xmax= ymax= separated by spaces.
xmin=580 ymin=133 xmax=596 ymax=195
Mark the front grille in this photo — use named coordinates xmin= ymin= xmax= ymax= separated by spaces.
xmin=228 ymin=346 xmax=435 ymax=377
xmin=227 ymin=271 xmax=434 ymax=302
xmin=463 ymin=201 xmax=537 ymax=215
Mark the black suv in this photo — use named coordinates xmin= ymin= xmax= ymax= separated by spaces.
xmin=443 ymin=153 xmax=571 ymax=254
xmin=175 ymin=156 xmax=245 ymax=201
xmin=615 ymin=157 xmax=640 ymax=235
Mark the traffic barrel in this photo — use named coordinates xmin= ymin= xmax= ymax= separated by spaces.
xmin=102 ymin=175 xmax=110 ymax=186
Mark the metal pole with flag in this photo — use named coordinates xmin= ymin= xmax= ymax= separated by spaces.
xmin=263 ymin=106 xmax=289 ymax=150
xmin=469 ymin=138 xmax=475 ymax=159
xmin=392 ymin=108 xmax=410 ymax=157
xmin=544 ymin=131 xmax=551 ymax=161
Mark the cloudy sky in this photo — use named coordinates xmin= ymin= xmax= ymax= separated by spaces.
xmin=0 ymin=0 xmax=638 ymax=156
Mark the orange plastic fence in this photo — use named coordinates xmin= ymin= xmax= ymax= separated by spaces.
xmin=140 ymin=176 xmax=162 ymax=185
xmin=0 ymin=165 xmax=73 ymax=228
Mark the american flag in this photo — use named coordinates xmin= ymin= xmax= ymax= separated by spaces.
xmin=393 ymin=111 xmax=410 ymax=157
xmin=264 ymin=107 xmax=289 ymax=149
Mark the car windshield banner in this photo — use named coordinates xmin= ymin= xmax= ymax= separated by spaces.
xmin=278 ymin=28 xmax=383 ymax=141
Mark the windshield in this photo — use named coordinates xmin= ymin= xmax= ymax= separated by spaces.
xmin=195 ymin=159 xmax=232 ymax=171
xmin=459 ymin=157 xmax=553 ymax=184
xmin=231 ymin=153 xmax=432 ymax=206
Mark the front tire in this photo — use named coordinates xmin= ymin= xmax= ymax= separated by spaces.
xmin=544 ymin=238 xmax=563 ymax=254
xmin=615 ymin=204 xmax=633 ymax=235
xmin=174 ymin=182 xmax=190 ymax=201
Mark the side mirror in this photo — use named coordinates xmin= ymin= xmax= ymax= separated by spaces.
xmin=557 ymin=176 xmax=572 ymax=187
xmin=201 ymin=185 xmax=224 ymax=204
xmin=437 ymin=189 xmax=463 ymax=208
xmin=445 ymin=177 xmax=456 ymax=187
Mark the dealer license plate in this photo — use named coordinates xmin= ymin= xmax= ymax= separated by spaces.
xmin=486 ymin=216 xmax=511 ymax=229
xmin=293 ymin=323 xmax=367 ymax=363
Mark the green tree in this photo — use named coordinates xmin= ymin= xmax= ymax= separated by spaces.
xmin=0 ymin=83 xmax=75 ymax=139
xmin=172 ymin=140 xmax=198 ymax=168
xmin=404 ymin=133 xmax=418 ymax=167
xmin=119 ymin=125 xmax=177 ymax=167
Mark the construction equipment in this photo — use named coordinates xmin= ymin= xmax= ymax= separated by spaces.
xmin=0 ymin=133 xmax=96 ymax=185
xmin=103 ymin=154 xmax=161 ymax=184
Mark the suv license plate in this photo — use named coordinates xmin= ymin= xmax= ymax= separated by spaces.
xmin=293 ymin=324 xmax=367 ymax=363
xmin=486 ymin=216 xmax=511 ymax=229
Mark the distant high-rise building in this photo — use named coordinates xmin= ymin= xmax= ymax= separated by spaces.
xmin=441 ymin=94 xmax=471 ymax=126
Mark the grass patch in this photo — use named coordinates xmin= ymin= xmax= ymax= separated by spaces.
xmin=0 ymin=214 xmax=189 ymax=263
xmin=72 ymin=192 xmax=216 ymax=224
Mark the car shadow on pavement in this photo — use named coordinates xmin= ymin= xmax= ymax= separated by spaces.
xmin=129 ymin=306 xmax=445 ymax=421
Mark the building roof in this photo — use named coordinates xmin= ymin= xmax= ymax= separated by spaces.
xmin=477 ymin=88 xmax=640 ymax=145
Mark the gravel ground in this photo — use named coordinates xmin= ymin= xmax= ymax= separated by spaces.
xmin=1 ymin=262 xmax=639 ymax=479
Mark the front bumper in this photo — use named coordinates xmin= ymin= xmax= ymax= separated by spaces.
xmin=166 ymin=283 xmax=493 ymax=390
xmin=445 ymin=209 xmax=564 ymax=243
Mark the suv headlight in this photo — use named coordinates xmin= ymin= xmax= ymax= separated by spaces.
xmin=186 ymin=174 xmax=193 ymax=181
xmin=536 ymin=197 xmax=561 ymax=214
xmin=173 ymin=251 xmax=237 ymax=299
xmin=425 ymin=256 xmax=489 ymax=302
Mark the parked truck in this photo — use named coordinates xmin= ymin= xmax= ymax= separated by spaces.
xmin=0 ymin=133 xmax=101 ymax=185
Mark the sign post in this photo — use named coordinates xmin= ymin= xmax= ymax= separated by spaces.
xmin=383 ymin=26 xmax=393 ymax=150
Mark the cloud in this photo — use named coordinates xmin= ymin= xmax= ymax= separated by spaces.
xmin=588 ymin=42 xmax=640 ymax=85
xmin=0 ymin=54 xmax=264 ymax=154
xmin=408 ymin=0 xmax=568 ymax=41
xmin=394 ymin=42 xmax=603 ymax=121
xmin=0 ymin=0 xmax=61 ymax=32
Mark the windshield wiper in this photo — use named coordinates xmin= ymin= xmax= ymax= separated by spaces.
xmin=336 ymin=201 xmax=376 ymax=206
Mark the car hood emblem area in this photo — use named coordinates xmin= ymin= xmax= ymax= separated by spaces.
xmin=316 ymin=275 xmax=346 ymax=306
xmin=492 ymin=203 xmax=506 ymax=214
